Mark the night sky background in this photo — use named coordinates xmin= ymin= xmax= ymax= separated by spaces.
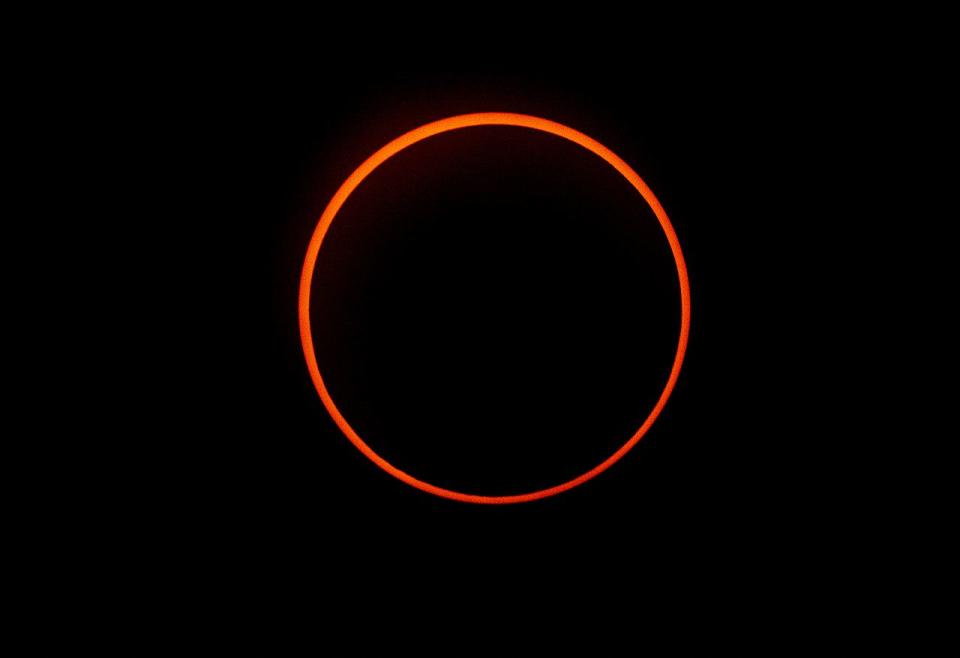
xmin=129 ymin=58 xmax=882 ymax=616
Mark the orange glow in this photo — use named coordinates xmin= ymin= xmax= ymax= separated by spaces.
xmin=299 ymin=113 xmax=691 ymax=504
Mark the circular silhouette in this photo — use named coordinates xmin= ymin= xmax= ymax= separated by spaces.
xmin=299 ymin=113 xmax=690 ymax=504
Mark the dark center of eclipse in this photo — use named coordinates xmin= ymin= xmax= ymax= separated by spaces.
xmin=309 ymin=126 xmax=679 ymax=496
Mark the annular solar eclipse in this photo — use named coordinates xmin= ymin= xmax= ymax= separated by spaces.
xmin=299 ymin=113 xmax=690 ymax=504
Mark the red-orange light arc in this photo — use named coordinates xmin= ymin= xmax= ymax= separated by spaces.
xmin=299 ymin=112 xmax=691 ymax=504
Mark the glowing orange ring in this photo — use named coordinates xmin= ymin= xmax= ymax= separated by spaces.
xmin=300 ymin=112 xmax=690 ymax=504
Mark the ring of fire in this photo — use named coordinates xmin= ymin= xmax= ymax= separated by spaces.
xmin=299 ymin=112 xmax=691 ymax=504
